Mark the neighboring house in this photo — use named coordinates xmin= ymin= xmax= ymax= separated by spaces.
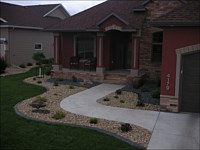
xmin=0 ymin=2 xmax=70 ymax=65
xmin=152 ymin=1 xmax=200 ymax=113
xmin=48 ymin=0 xmax=186 ymax=80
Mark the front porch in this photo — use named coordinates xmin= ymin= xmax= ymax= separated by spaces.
xmin=52 ymin=67 xmax=131 ymax=84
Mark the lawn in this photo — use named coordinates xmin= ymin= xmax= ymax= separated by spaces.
xmin=0 ymin=68 xmax=143 ymax=150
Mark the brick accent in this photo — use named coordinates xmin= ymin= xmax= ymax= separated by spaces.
xmin=139 ymin=0 xmax=183 ymax=79
xmin=160 ymin=96 xmax=179 ymax=112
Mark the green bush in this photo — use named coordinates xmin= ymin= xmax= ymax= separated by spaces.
xmin=151 ymin=89 xmax=160 ymax=98
xmin=19 ymin=64 xmax=26 ymax=68
xmin=56 ymin=77 xmax=64 ymax=81
xmin=69 ymin=85 xmax=75 ymax=89
xmin=103 ymin=97 xmax=110 ymax=102
xmin=26 ymin=62 xmax=33 ymax=66
xmin=89 ymin=118 xmax=98 ymax=124
xmin=120 ymin=100 xmax=125 ymax=103
xmin=44 ymin=65 xmax=52 ymax=76
xmin=35 ymin=96 xmax=47 ymax=102
xmin=53 ymin=81 xmax=58 ymax=86
xmin=52 ymin=111 xmax=65 ymax=120
xmin=32 ymin=52 xmax=45 ymax=64
xmin=37 ymin=80 xmax=42 ymax=84
xmin=113 ymin=95 xmax=119 ymax=99
xmin=0 ymin=57 xmax=7 ymax=74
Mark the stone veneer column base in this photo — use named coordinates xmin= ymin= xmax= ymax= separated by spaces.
xmin=96 ymin=67 xmax=105 ymax=75
xmin=130 ymin=69 xmax=139 ymax=77
xmin=52 ymin=65 xmax=62 ymax=71
xmin=160 ymin=95 xmax=179 ymax=112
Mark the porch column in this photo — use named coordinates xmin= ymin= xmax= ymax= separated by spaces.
xmin=96 ymin=33 xmax=105 ymax=75
xmin=131 ymin=36 xmax=140 ymax=76
xmin=53 ymin=34 xmax=62 ymax=71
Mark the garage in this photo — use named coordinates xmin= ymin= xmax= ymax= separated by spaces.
xmin=180 ymin=52 xmax=200 ymax=113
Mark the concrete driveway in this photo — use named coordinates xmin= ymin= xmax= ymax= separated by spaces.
xmin=60 ymin=84 xmax=200 ymax=149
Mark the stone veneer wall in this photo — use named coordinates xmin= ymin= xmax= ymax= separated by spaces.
xmin=139 ymin=0 xmax=184 ymax=79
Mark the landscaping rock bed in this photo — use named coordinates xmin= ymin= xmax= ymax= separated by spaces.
xmin=47 ymin=78 xmax=101 ymax=89
xmin=16 ymin=76 xmax=152 ymax=148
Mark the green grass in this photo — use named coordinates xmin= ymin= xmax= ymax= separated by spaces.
xmin=0 ymin=68 xmax=144 ymax=150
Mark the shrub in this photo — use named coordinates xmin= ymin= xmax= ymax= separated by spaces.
xmin=33 ymin=77 xmax=36 ymax=80
xmin=0 ymin=58 xmax=7 ymax=74
xmin=37 ymin=80 xmax=42 ymax=84
xmin=26 ymin=62 xmax=33 ymax=66
xmin=113 ymin=95 xmax=119 ymax=99
xmin=72 ymin=76 xmax=77 ymax=82
xmin=89 ymin=118 xmax=98 ymax=124
xmin=44 ymin=65 xmax=52 ymax=76
xmin=120 ymin=100 xmax=125 ymax=103
xmin=56 ymin=77 xmax=64 ymax=81
xmin=115 ymin=89 xmax=122 ymax=95
xmin=53 ymin=81 xmax=58 ymax=86
xmin=32 ymin=52 xmax=45 ymax=64
xmin=151 ymin=89 xmax=160 ymax=98
xmin=69 ymin=85 xmax=75 ymax=89
xmin=52 ymin=111 xmax=65 ymax=120
xmin=140 ymin=87 xmax=150 ymax=92
xmin=120 ymin=123 xmax=132 ymax=132
xmin=103 ymin=97 xmax=110 ymax=102
xmin=19 ymin=64 xmax=26 ymax=68
xmin=35 ymin=96 xmax=47 ymax=102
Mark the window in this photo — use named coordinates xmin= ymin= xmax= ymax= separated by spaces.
xmin=34 ymin=43 xmax=42 ymax=50
xmin=151 ymin=32 xmax=163 ymax=63
xmin=76 ymin=35 xmax=95 ymax=59
xmin=0 ymin=38 xmax=7 ymax=51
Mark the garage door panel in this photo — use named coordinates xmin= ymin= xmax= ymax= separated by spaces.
xmin=181 ymin=52 xmax=200 ymax=113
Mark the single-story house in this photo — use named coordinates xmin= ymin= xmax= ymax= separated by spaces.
xmin=0 ymin=2 xmax=70 ymax=65
xmin=47 ymin=1 xmax=185 ymax=78
xmin=47 ymin=0 xmax=199 ymax=113
xmin=152 ymin=1 xmax=200 ymax=113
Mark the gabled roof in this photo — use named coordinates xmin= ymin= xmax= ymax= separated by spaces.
xmin=0 ymin=2 xmax=70 ymax=29
xmin=152 ymin=1 xmax=200 ymax=27
xmin=47 ymin=0 xmax=146 ymax=32
xmin=142 ymin=0 xmax=187 ymax=6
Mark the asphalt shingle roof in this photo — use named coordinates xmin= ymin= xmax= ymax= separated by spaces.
xmin=0 ymin=2 xmax=69 ymax=29
xmin=152 ymin=1 xmax=200 ymax=27
xmin=47 ymin=0 xmax=147 ymax=31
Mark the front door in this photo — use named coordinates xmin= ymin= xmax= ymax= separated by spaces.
xmin=109 ymin=31 xmax=131 ymax=70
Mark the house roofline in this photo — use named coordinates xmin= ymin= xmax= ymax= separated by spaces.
xmin=152 ymin=22 xmax=200 ymax=27
xmin=0 ymin=25 xmax=43 ymax=30
xmin=142 ymin=0 xmax=187 ymax=5
xmin=43 ymin=4 xmax=70 ymax=18
xmin=0 ymin=18 xmax=7 ymax=23
xmin=96 ymin=13 xmax=129 ymax=26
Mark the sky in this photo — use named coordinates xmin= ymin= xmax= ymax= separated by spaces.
xmin=1 ymin=0 xmax=106 ymax=15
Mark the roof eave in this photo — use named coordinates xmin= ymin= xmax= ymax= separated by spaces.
xmin=152 ymin=22 xmax=200 ymax=28
xmin=0 ymin=25 xmax=43 ymax=30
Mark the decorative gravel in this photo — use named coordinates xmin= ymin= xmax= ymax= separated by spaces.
xmin=97 ymin=91 xmax=160 ymax=111
xmin=16 ymin=76 xmax=152 ymax=148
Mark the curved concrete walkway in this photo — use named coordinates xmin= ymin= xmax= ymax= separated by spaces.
xmin=60 ymin=83 xmax=159 ymax=131
xmin=60 ymin=83 xmax=200 ymax=149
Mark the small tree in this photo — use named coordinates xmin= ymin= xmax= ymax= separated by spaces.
xmin=32 ymin=52 xmax=45 ymax=65
xmin=0 ymin=57 xmax=7 ymax=74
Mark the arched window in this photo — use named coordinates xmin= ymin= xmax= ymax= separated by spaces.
xmin=151 ymin=31 xmax=163 ymax=63
xmin=76 ymin=35 xmax=95 ymax=59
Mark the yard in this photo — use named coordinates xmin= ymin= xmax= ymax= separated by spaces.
xmin=0 ymin=68 xmax=144 ymax=150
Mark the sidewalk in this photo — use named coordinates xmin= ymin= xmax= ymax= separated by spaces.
xmin=60 ymin=83 xmax=159 ymax=131
xmin=60 ymin=83 xmax=200 ymax=149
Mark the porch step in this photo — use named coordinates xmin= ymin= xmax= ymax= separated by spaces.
xmin=104 ymin=73 xmax=128 ymax=84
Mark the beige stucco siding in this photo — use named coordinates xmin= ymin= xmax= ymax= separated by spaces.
xmin=9 ymin=28 xmax=54 ymax=65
